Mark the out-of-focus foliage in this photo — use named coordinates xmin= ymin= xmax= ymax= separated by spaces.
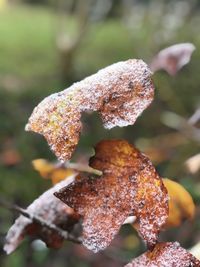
xmin=26 ymin=59 xmax=154 ymax=161
xmin=0 ymin=0 xmax=200 ymax=266
xmin=4 ymin=175 xmax=79 ymax=255
xmin=163 ymin=178 xmax=195 ymax=228
xmin=32 ymin=159 xmax=75 ymax=184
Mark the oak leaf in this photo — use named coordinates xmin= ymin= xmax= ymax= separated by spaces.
xmin=4 ymin=175 xmax=79 ymax=254
xmin=25 ymin=60 xmax=154 ymax=161
xmin=150 ymin=43 xmax=195 ymax=75
xmin=163 ymin=178 xmax=195 ymax=228
xmin=54 ymin=140 xmax=168 ymax=252
xmin=32 ymin=159 xmax=75 ymax=184
xmin=124 ymin=242 xmax=200 ymax=267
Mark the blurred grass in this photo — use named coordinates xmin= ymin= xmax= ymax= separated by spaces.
xmin=0 ymin=4 xmax=56 ymax=78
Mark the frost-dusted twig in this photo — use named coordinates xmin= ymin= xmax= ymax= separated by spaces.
xmin=4 ymin=176 xmax=83 ymax=254
xmin=0 ymin=199 xmax=82 ymax=244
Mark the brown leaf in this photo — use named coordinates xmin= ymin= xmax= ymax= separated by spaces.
xmin=54 ymin=140 xmax=168 ymax=252
xmin=150 ymin=43 xmax=195 ymax=75
xmin=163 ymin=178 xmax=195 ymax=228
xmin=124 ymin=242 xmax=200 ymax=267
xmin=32 ymin=159 xmax=75 ymax=184
xmin=26 ymin=60 xmax=154 ymax=161
xmin=4 ymin=175 xmax=80 ymax=254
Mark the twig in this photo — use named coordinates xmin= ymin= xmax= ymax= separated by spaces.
xmin=161 ymin=111 xmax=200 ymax=142
xmin=63 ymin=162 xmax=103 ymax=176
xmin=188 ymin=108 xmax=200 ymax=126
xmin=0 ymin=199 xmax=82 ymax=244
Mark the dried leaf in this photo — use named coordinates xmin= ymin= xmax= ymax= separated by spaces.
xmin=54 ymin=140 xmax=168 ymax=252
xmin=32 ymin=159 xmax=75 ymax=184
xmin=4 ymin=175 xmax=79 ymax=254
xmin=125 ymin=242 xmax=200 ymax=267
xmin=26 ymin=60 xmax=154 ymax=161
xmin=150 ymin=43 xmax=195 ymax=75
xmin=163 ymin=178 xmax=195 ymax=228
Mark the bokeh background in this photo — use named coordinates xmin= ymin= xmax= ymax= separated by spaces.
xmin=0 ymin=0 xmax=200 ymax=266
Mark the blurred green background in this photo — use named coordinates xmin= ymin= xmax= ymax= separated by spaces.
xmin=0 ymin=0 xmax=200 ymax=266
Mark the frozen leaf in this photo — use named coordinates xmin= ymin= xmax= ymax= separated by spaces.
xmin=54 ymin=140 xmax=168 ymax=252
xmin=4 ymin=174 xmax=79 ymax=254
xmin=163 ymin=178 xmax=195 ymax=228
xmin=124 ymin=242 xmax=200 ymax=267
xmin=26 ymin=59 xmax=154 ymax=161
xmin=150 ymin=43 xmax=195 ymax=75
xmin=32 ymin=159 xmax=75 ymax=184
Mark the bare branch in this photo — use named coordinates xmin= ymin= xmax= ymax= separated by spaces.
xmin=64 ymin=162 xmax=103 ymax=176
xmin=188 ymin=108 xmax=200 ymax=126
xmin=0 ymin=199 xmax=82 ymax=244
xmin=161 ymin=111 xmax=200 ymax=142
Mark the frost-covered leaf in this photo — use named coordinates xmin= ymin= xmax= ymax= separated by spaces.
xmin=26 ymin=59 xmax=154 ymax=161
xmin=4 ymin=175 xmax=79 ymax=254
xmin=150 ymin=43 xmax=195 ymax=75
xmin=32 ymin=159 xmax=75 ymax=184
xmin=124 ymin=242 xmax=200 ymax=267
xmin=163 ymin=178 xmax=195 ymax=228
xmin=54 ymin=140 xmax=168 ymax=252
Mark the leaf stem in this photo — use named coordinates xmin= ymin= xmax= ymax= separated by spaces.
xmin=64 ymin=162 xmax=103 ymax=176
xmin=0 ymin=199 xmax=82 ymax=244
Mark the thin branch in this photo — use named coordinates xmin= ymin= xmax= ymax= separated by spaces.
xmin=188 ymin=108 xmax=200 ymax=126
xmin=161 ymin=111 xmax=200 ymax=142
xmin=64 ymin=162 xmax=103 ymax=176
xmin=0 ymin=199 xmax=82 ymax=244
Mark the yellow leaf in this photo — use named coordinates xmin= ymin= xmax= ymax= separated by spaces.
xmin=163 ymin=178 xmax=195 ymax=228
xmin=32 ymin=159 xmax=74 ymax=185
